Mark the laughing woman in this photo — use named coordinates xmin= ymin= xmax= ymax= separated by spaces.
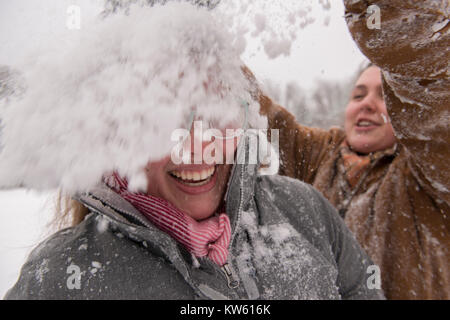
xmin=5 ymin=122 xmax=384 ymax=300
xmin=3 ymin=3 xmax=383 ymax=300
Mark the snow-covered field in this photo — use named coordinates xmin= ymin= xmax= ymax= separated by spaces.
xmin=0 ymin=189 xmax=55 ymax=298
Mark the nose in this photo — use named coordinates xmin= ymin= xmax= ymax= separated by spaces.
xmin=357 ymin=93 xmax=377 ymax=113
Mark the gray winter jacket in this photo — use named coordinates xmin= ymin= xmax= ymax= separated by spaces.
xmin=5 ymin=134 xmax=384 ymax=300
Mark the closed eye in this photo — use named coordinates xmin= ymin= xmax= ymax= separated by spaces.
xmin=352 ymin=94 xmax=365 ymax=100
xmin=352 ymin=85 xmax=367 ymax=101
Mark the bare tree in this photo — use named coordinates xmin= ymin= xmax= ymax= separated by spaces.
xmin=308 ymin=78 xmax=353 ymax=129
xmin=261 ymin=79 xmax=281 ymax=105
xmin=0 ymin=65 xmax=25 ymax=104
xmin=0 ymin=65 xmax=25 ymax=149
xmin=284 ymin=81 xmax=310 ymax=125
xmin=263 ymin=76 xmax=354 ymax=130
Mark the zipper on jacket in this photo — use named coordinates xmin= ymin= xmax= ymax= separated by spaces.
xmin=229 ymin=158 xmax=246 ymax=248
xmin=219 ymin=136 xmax=250 ymax=291
xmin=221 ymin=263 xmax=239 ymax=289
xmin=86 ymin=192 xmax=153 ymax=228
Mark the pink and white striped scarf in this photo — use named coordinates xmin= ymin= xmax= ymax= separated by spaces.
xmin=105 ymin=173 xmax=231 ymax=266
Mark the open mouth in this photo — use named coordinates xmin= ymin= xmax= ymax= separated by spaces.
xmin=356 ymin=120 xmax=379 ymax=128
xmin=169 ymin=166 xmax=216 ymax=187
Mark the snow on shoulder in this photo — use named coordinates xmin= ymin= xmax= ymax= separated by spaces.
xmin=0 ymin=2 xmax=264 ymax=194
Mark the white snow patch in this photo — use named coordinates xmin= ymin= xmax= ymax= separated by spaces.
xmin=96 ymin=215 xmax=110 ymax=234
xmin=430 ymin=180 xmax=449 ymax=193
xmin=90 ymin=261 xmax=103 ymax=275
xmin=263 ymin=39 xmax=292 ymax=59
xmin=35 ymin=258 xmax=50 ymax=284
xmin=216 ymin=0 xmax=326 ymax=59
xmin=238 ymin=209 xmax=339 ymax=299
xmin=431 ymin=19 xmax=449 ymax=33
xmin=0 ymin=3 xmax=265 ymax=194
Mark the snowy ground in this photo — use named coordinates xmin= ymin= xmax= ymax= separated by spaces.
xmin=0 ymin=190 xmax=55 ymax=298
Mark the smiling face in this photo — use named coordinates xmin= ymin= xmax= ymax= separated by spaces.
xmin=144 ymin=130 xmax=238 ymax=221
xmin=344 ymin=66 xmax=396 ymax=154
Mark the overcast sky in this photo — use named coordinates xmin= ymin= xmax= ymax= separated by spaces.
xmin=243 ymin=1 xmax=367 ymax=89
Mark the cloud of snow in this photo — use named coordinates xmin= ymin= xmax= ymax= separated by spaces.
xmin=0 ymin=2 xmax=266 ymax=194
xmin=216 ymin=0 xmax=329 ymax=59
xmin=102 ymin=0 xmax=331 ymax=60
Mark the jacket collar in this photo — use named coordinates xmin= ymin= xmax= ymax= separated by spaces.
xmin=224 ymin=132 xmax=258 ymax=244
xmin=340 ymin=140 xmax=398 ymax=161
